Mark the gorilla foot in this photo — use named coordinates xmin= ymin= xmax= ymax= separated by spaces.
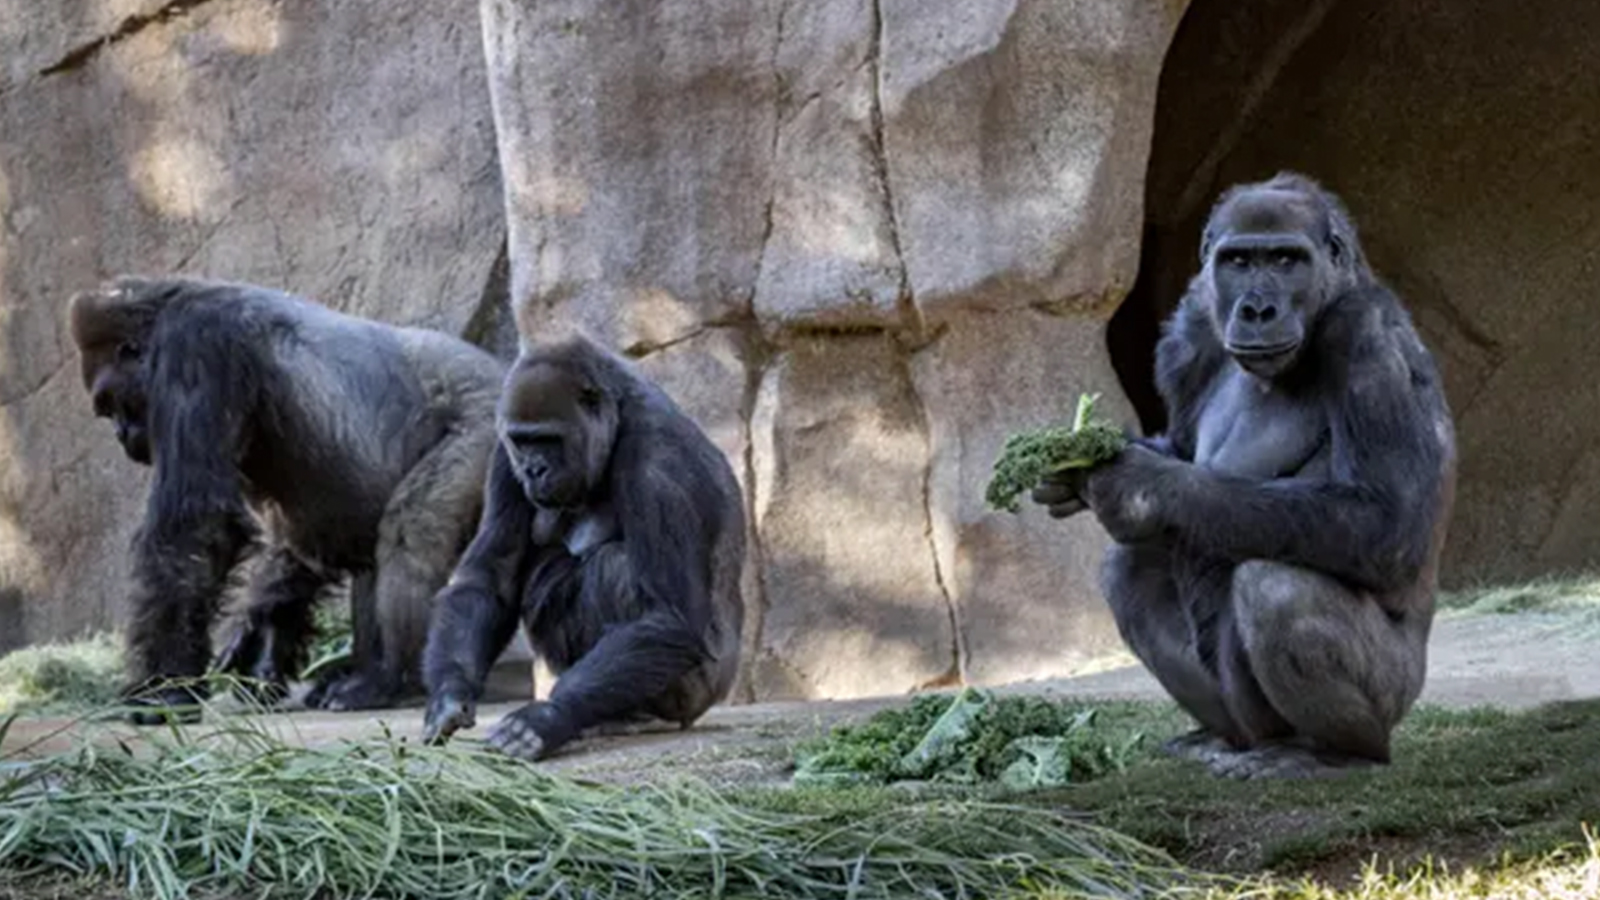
xmin=422 ymin=692 xmax=477 ymax=746
xmin=1159 ymin=728 xmax=1238 ymax=763
xmin=121 ymin=683 xmax=206 ymax=726
xmin=487 ymin=704 xmax=553 ymax=762
xmin=1205 ymin=743 xmax=1383 ymax=781
xmin=307 ymin=671 xmax=403 ymax=712
xmin=213 ymin=625 xmax=296 ymax=708
xmin=227 ymin=674 xmax=292 ymax=709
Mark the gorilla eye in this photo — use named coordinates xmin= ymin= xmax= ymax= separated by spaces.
xmin=578 ymin=386 xmax=603 ymax=411
xmin=1272 ymin=251 xmax=1301 ymax=268
xmin=116 ymin=341 xmax=141 ymax=362
xmin=1221 ymin=250 xmax=1250 ymax=269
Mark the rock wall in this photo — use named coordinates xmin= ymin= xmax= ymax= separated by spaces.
xmin=486 ymin=0 xmax=1185 ymax=699
xmin=0 ymin=0 xmax=508 ymax=653
xmin=0 ymin=0 xmax=1191 ymax=701
xmin=1113 ymin=0 xmax=1600 ymax=588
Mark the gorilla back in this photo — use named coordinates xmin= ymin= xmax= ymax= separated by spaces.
xmin=69 ymin=276 xmax=505 ymax=722
xmin=1033 ymin=173 xmax=1456 ymax=779
xmin=422 ymin=335 xmax=746 ymax=761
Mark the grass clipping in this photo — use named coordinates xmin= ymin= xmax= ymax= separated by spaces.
xmin=986 ymin=393 xmax=1127 ymax=514
xmin=0 ymin=635 xmax=123 ymax=715
xmin=0 ymin=718 xmax=1206 ymax=900
xmin=794 ymin=688 xmax=1146 ymax=790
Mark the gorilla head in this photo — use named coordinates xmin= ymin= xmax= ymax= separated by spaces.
xmin=1199 ymin=173 xmax=1368 ymax=379
xmin=68 ymin=280 xmax=162 ymax=465
xmin=498 ymin=352 xmax=621 ymax=510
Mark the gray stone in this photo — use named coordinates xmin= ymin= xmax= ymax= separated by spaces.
xmin=747 ymin=334 xmax=954 ymax=700
xmin=752 ymin=0 xmax=905 ymax=332
xmin=880 ymin=0 xmax=1183 ymax=321
xmin=910 ymin=311 xmax=1132 ymax=687
xmin=483 ymin=0 xmax=779 ymax=349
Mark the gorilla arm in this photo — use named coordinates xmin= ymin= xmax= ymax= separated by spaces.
xmin=421 ymin=444 xmax=533 ymax=744
xmin=1081 ymin=291 xmax=1450 ymax=602
xmin=125 ymin=314 xmax=262 ymax=705
xmin=482 ymin=436 xmax=723 ymax=758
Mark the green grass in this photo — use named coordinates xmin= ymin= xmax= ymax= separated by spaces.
xmin=1023 ymin=700 xmax=1600 ymax=878
xmin=1035 ymin=830 xmax=1600 ymax=899
xmin=0 ymin=636 xmax=123 ymax=716
xmin=748 ymin=699 xmax=1600 ymax=897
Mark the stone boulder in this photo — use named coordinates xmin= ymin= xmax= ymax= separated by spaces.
xmin=0 ymin=0 xmax=506 ymax=652
xmin=486 ymin=0 xmax=1186 ymax=697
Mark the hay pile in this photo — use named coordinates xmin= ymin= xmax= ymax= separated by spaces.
xmin=0 ymin=717 xmax=1208 ymax=900
xmin=0 ymin=635 xmax=124 ymax=715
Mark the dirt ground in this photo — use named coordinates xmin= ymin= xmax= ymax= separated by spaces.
xmin=4 ymin=611 xmax=1596 ymax=787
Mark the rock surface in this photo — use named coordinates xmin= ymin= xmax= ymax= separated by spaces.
xmin=3 ymin=0 xmax=1209 ymax=703
xmin=0 ymin=0 xmax=507 ymax=652
xmin=485 ymin=0 xmax=1187 ymax=696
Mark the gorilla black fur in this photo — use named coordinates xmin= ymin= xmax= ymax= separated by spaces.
xmin=422 ymin=335 xmax=746 ymax=761
xmin=68 ymin=276 xmax=505 ymax=723
xmin=1033 ymin=172 xmax=1457 ymax=779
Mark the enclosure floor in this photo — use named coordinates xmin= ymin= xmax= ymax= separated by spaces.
xmin=4 ymin=612 xmax=1595 ymax=786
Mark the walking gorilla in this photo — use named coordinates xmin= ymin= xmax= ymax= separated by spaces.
xmin=69 ymin=276 xmax=504 ymax=723
xmin=1034 ymin=173 xmax=1457 ymax=779
xmin=422 ymin=335 xmax=746 ymax=761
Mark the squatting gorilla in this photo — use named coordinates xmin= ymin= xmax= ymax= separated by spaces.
xmin=1033 ymin=173 xmax=1457 ymax=779
xmin=69 ymin=276 xmax=505 ymax=723
xmin=422 ymin=336 xmax=746 ymax=761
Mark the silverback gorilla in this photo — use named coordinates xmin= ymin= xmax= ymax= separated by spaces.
xmin=69 ymin=276 xmax=505 ymax=723
xmin=422 ymin=336 xmax=745 ymax=761
xmin=1033 ymin=173 xmax=1457 ymax=779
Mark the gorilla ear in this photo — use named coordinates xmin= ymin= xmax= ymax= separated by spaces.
xmin=1323 ymin=207 xmax=1363 ymax=275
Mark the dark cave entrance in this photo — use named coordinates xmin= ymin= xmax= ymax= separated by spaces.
xmin=1108 ymin=0 xmax=1600 ymax=581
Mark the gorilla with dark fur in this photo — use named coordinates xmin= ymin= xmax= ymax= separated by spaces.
xmin=1033 ymin=173 xmax=1456 ymax=779
xmin=69 ymin=276 xmax=504 ymax=723
xmin=422 ymin=335 xmax=745 ymax=761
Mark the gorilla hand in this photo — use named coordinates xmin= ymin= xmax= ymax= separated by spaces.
xmin=487 ymin=702 xmax=555 ymax=761
xmin=214 ymin=618 xmax=293 ymax=706
xmin=1030 ymin=467 xmax=1089 ymax=519
xmin=1079 ymin=444 xmax=1180 ymax=544
xmin=423 ymin=688 xmax=477 ymax=746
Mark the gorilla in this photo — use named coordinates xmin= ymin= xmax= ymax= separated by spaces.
xmin=1033 ymin=173 xmax=1457 ymax=779
xmin=69 ymin=276 xmax=505 ymax=723
xmin=421 ymin=335 xmax=746 ymax=761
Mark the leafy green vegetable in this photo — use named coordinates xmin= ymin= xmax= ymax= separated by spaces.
xmin=985 ymin=392 xmax=1128 ymax=513
xmin=793 ymin=687 xmax=1146 ymax=789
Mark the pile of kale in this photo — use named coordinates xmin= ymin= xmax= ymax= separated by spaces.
xmin=792 ymin=687 xmax=1146 ymax=790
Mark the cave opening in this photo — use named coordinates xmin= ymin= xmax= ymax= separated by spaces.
xmin=1109 ymin=0 xmax=1600 ymax=582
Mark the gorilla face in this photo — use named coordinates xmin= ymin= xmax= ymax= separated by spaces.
xmin=499 ymin=362 xmax=618 ymax=509
xmin=69 ymin=284 xmax=161 ymax=467
xmin=1205 ymin=189 xmax=1338 ymax=380
xmin=87 ymin=341 xmax=153 ymax=466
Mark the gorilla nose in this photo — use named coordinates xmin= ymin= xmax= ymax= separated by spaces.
xmin=1238 ymin=298 xmax=1278 ymax=323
